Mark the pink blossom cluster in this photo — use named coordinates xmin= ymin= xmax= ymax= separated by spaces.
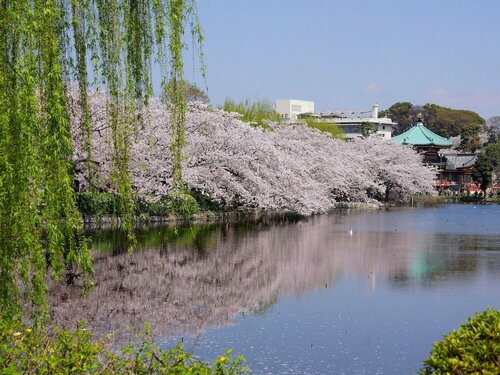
xmin=70 ymin=92 xmax=437 ymax=215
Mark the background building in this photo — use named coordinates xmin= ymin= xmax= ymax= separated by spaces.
xmin=275 ymin=99 xmax=315 ymax=121
xmin=437 ymin=151 xmax=478 ymax=193
xmin=300 ymin=104 xmax=397 ymax=139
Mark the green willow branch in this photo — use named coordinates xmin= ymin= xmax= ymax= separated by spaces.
xmin=0 ymin=0 xmax=205 ymax=321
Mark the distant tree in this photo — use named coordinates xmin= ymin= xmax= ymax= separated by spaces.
xmin=384 ymin=102 xmax=486 ymax=143
xmin=484 ymin=142 xmax=500 ymax=166
xmin=379 ymin=102 xmax=414 ymax=135
xmin=472 ymin=153 xmax=493 ymax=195
xmin=185 ymin=82 xmax=210 ymax=104
xmin=460 ymin=123 xmax=482 ymax=152
xmin=359 ymin=122 xmax=377 ymax=138
xmin=165 ymin=81 xmax=210 ymax=104
xmin=487 ymin=116 xmax=500 ymax=143
xmin=484 ymin=142 xmax=500 ymax=184
xmin=423 ymin=104 xmax=486 ymax=138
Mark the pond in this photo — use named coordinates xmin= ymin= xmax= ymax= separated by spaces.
xmin=50 ymin=204 xmax=500 ymax=374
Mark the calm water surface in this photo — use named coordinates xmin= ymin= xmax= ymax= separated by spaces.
xmin=50 ymin=204 xmax=500 ymax=374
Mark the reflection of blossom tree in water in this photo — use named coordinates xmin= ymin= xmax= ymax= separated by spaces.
xmin=50 ymin=215 xmax=428 ymax=340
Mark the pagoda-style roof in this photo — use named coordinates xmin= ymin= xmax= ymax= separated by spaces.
xmin=440 ymin=151 xmax=477 ymax=170
xmin=391 ymin=121 xmax=453 ymax=147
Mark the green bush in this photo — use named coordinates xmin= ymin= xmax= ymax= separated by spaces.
xmin=0 ymin=319 xmax=250 ymax=374
xmin=76 ymin=192 xmax=121 ymax=216
xmin=169 ymin=191 xmax=201 ymax=218
xmin=191 ymin=190 xmax=223 ymax=211
xmin=78 ymin=192 xmax=205 ymax=219
xmin=136 ymin=196 xmax=175 ymax=217
xmin=421 ymin=308 xmax=500 ymax=374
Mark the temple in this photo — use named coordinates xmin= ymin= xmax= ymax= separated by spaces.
xmin=392 ymin=116 xmax=480 ymax=193
xmin=391 ymin=115 xmax=453 ymax=164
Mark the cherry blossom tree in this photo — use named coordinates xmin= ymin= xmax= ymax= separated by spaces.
xmin=354 ymin=137 xmax=437 ymax=201
xmin=70 ymin=91 xmax=437 ymax=215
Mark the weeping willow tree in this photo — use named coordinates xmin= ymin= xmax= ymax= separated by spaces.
xmin=0 ymin=0 xmax=203 ymax=322
xmin=303 ymin=118 xmax=346 ymax=140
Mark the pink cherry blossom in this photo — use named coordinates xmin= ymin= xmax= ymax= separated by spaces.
xmin=70 ymin=91 xmax=437 ymax=215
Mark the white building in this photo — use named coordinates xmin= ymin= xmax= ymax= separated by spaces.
xmin=304 ymin=104 xmax=397 ymax=139
xmin=275 ymin=99 xmax=315 ymax=121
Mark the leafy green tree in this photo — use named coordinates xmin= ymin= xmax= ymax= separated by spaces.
xmin=460 ymin=123 xmax=482 ymax=152
xmin=472 ymin=142 xmax=500 ymax=194
xmin=472 ymin=153 xmax=493 ymax=195
xmin=484 ymin=142 xmax=500 ymax=165
xmin=359 ymin=122 xmax=377 ymax=138
xmin=0 ymin=0 xmax=204 ymax=322
xmin=484 ymin=142 xmax=500 ymax=183
xmin=379 ymin=102 xmax=414 ymax=135
xmin=423 ymin=104 xmax=485 ymax=138
xmin=383 ymin=102 xmax=486 ymax=144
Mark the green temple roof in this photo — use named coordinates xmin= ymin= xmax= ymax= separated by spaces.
xmin=391 ymin=121 xmax=453 ymax=147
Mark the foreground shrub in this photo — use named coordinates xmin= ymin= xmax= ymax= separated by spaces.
xmin=0 ymin=319 xmax=250 ymax=374
xmin=421 ymin=308 xmax=500 ymax=374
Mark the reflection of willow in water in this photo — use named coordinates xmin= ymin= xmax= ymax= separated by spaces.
xmin=49 ymin=214 xmax=496 ymax=339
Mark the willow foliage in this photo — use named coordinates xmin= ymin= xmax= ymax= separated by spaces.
xmin=0 ymin=0 xmax=203 ymax=321
xmin=303 ymin=118 xmax=346 ymax=140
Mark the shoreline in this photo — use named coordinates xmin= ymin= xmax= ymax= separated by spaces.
xmin=81 ymin=197 xmax=499 ymax=230
xmin=82 ymin=201 xmax=385 ymax=229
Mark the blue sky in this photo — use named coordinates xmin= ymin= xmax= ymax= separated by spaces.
xmin=184 ymin=0 xmax=500 ymax=119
